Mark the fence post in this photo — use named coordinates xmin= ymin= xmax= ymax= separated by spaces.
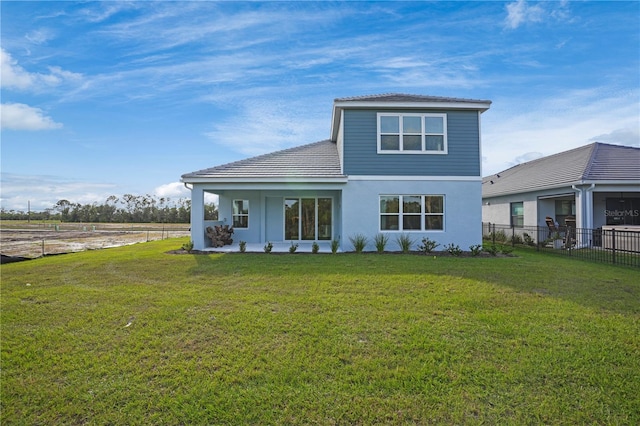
xmin=42 ymin=239 xmax=45 ymax=257
xmin=492 ymin=223 xmax=496 ymax=245
xmin=611 ymin=229 xmax=616 ymax=265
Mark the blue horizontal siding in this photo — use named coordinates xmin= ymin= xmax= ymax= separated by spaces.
xmin=342 ymin=109 xmax=481 ymax=176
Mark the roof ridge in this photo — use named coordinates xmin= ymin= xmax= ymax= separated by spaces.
xmin=582 ymin=142 xmax=601 ymax=180
xmin=334 ymin=93 xmax=491 ymax=104
xmin=486 ymin=143 xmax=594 ymax=178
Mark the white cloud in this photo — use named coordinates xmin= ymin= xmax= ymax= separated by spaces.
xmin=154 ymin=182 xmax=217 ymax=205
xmin=0 ymin=173 xmax=118 ymax=211
xmin=504 ymin=0 xmax=573 ymax=30
xmin=589 ymin=128 xmax=639 ymax=147
xmin=482 ymin=88 xmax=640 ymax=175
xmin=0 ymin=49 xmax=34 ymax=89
xmin=204 ymin=99 xmax=327 ymax=156
xmin=505 ymin=0 xmax=544 ymax=29
xmin=25 ymin=28 xmax=56 ymax=45
xmin=0 ymin=103 xmax=62 ymax=131
xmin=0 ymin=48 xmax=83 ymax=91
xmin=154 ymin=182 xmax=189 ymax=199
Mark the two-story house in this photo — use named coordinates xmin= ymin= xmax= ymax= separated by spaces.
xmin=181 ymin=94 xmax=492 ymax=251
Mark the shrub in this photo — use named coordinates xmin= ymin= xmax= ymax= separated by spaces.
xmin=469 ymin=244 xmax=482 ymax=256
xmin=484 ymin=244 xmax=499 ymax=256
xmin=181 ymin=240 xmax=194 ymax=252
xmin=349 ymin=234 xmax=368 ymax=253
xmin=239 ymin=241 xmax=247 ymax=253
xmin=311 ymin=242 xmax=320 ymax=254
xmin=289 ymin=242 xmax=299 ymax=253
xmin=418 ymin=237 xmax=440 ymax=254
xmin=511 ymin=234 xmax=524 ymax=245
xmin=373 ymin=233 xmax=389 ymax=253
xmin=395 ymin=233 xmax=414 ymax=253
xmin=501 ymin=245 xmax=514 ymax=255
xmin=263 ymin=241 xmax=273 ymax=253
xmin=445 ymin=243 xmax=462 ymax=256
xmin=491 ymin=230 xmax=508 ymax=243
xmin=331 ymin=239 xmax=340 ymax=254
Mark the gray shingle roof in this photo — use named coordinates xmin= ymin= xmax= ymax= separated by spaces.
xmin=334 ymin=93 xmax=492 ymax=105
xmin=482 ymin=142 xmax=640 ymax=197
xmin=181 ymin=139 xmax=344 ymax=181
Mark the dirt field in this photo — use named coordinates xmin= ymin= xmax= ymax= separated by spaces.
xmin=0 ymin=223 xmax=190 ymax=261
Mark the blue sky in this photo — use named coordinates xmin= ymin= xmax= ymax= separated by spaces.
xmin=1 ymin=1 xmax=638 ymax=212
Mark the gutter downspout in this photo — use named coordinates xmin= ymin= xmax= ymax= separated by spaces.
xmin=571 ymin=184 xmax=595 ymax=248
xmin=584 ymin=183 xmax=595 ymax=230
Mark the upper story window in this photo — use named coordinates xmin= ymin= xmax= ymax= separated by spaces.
xmin=378 ymin=113 xmax=447 ymax=154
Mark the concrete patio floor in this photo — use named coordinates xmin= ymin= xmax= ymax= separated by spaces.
xmin=201 ymin=241 xmax=339 ymax=254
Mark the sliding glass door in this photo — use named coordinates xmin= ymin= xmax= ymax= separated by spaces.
xmin=285 ymin=197 xmax=332 ymax=241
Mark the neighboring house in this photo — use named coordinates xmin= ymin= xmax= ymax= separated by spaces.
xmin=182 ymin=94 xmax=491 ymax=251
xmin=482 ymin=142 xmax=640 ymax=236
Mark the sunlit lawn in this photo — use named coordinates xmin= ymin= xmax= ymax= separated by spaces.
xmin=1 ymin=239 xmax=639 ymax=424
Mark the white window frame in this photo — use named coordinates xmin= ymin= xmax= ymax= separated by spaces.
xmin=232 ymin=199 xmax=249 ymax=229
xmin=377 ymin=113 xmax=448 ymax=154
xmin=379 ymin=194 xmax=445 ymax=232
xmin=283 ymin=197 xmax=333 ymax=241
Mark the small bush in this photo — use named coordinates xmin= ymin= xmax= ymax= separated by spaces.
xmin=239 ymin=241 xmax=247 ymax=253
xmin=373 ymin=233 xmax=389 ymax=253
xmin=484 ymin=244 xmax=499 ymax=256
xmin=418 ymin=237 xmax=440 ymax=254
xmin=445 ymin=243 xmax=462 ymax=256
xmin=331 ymin=239 xmax=340 ymax=254
xmin=491 ymin=230 xmax=508 ymax=242
xmin=349 ymin=234 xmax=368 ymax=253
xmin=395 ymin=234 xmax=414 ymax=254
xmin=469 ymin=244 xmax=482 ymax=256
xmin=311 ymin=242 xmax=320 ymax=254
xmin=289 ymin=242 xmax=299 ymax=253
xmin=263 ymin=241 xmax=273 ymax=253
xmin=501 ymin=245 xmax=514 ymax=255
xmin=181 ymin=240 xmax=194 ymax=252
xmin=511 ymin=234 xmax=524 ymax=245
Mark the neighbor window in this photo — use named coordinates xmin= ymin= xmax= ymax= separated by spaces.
xmin=510 ymin=202 xmax=523 ymax=228
xmin=232 ymin=199 xmax=249 ymax=228
xmin=378 ymin=113 xmax=447 ymax=153
xmin=380 ymin=195 xmax=444 ymax=231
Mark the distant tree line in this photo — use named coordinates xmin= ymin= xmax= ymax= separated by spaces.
xmin=0 ymin=194 xmax=217 ymax=223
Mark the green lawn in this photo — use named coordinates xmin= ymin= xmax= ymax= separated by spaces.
xmin=1 ymin=239 xmax=639 ymax=424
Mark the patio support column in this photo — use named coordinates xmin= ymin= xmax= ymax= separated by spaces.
xmin=190 ymin=185 xmax=206 ymax=250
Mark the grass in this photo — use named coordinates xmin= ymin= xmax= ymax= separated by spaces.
xmin=1 ymin=238 xmax=639 ymax=424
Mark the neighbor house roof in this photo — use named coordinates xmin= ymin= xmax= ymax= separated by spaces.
xmin=181 ymin=139 xmax=345 ymax=183
xmin=482 ymin=142 xmax=640 ymax=198
xmin=330 ymin=92 xmax=491 ymax=141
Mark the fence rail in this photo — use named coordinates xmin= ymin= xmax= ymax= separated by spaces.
xmin=483 ymin=223 xmax=640 ymax=268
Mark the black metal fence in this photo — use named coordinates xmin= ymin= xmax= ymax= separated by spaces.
xmin=482 ymin=223 xmax=640 ymax=268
